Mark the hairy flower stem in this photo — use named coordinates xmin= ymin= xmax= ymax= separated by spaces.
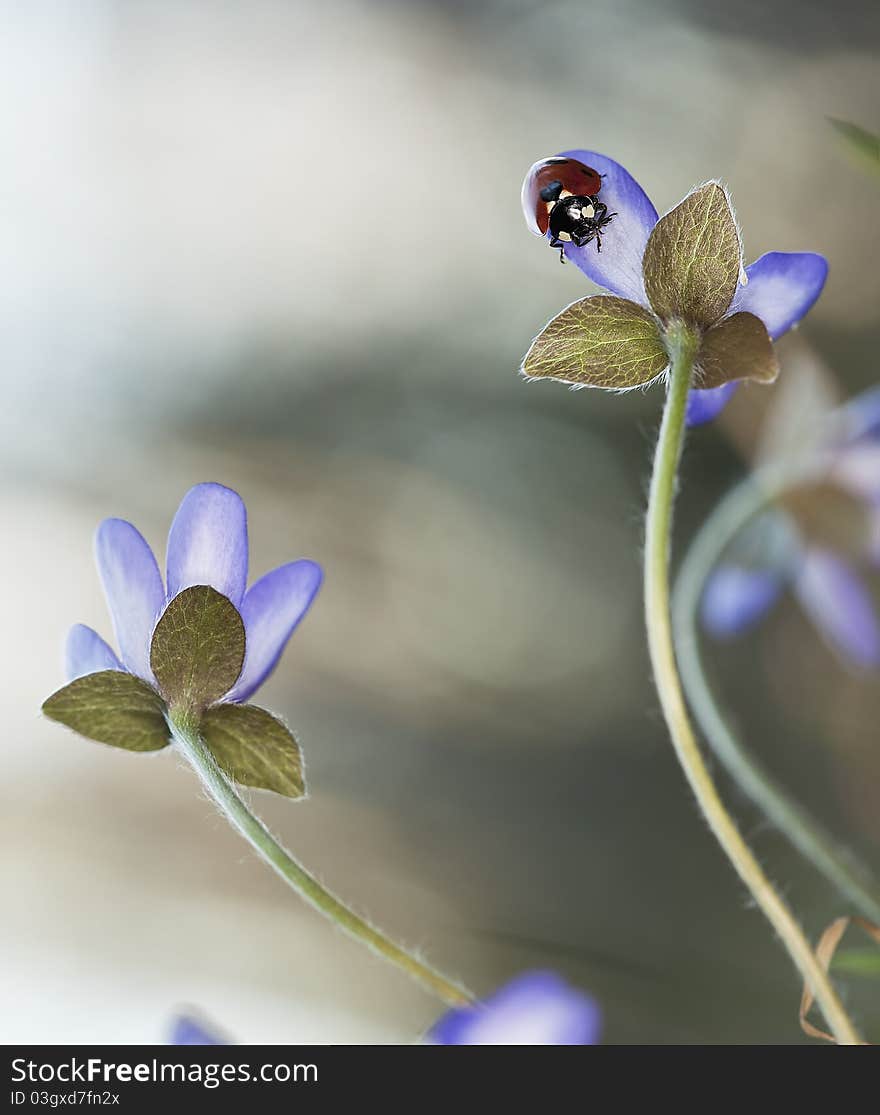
xmin=644 ymin=322 xmax=861 ymax=1045
xmin=169 ymin=714 xmax=473 ymax=1008
xmin=673 ymin=468 xmax=880 ymax=924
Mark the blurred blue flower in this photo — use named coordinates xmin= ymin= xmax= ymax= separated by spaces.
xmin=527 ymin=150 xmax=828 ymax=426
xmin=833 ymin=391 xmax=880 ymax=548
xmin=429 ymin=971 xmax=600 ymax=1045
xmin=838 ymin=384 xmax=880 ymax=444
xmin=701 ymin=566 xmax=785 ymax=636
xmin=702 ymin=391 xmax=880 ymax=667
xmin=703 ymin=552 xmax=880 ymax=667
xmin=169 ymin=1014 xmax=227 ymax=1045
xmin=168 ymin=974 xmax=600 ymax=1047
xmin=66 ymin=483 xmax=322 ymax=701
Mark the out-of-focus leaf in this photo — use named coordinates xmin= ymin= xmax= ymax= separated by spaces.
xmin=832 ymin=949 xmax=880 ymax=978
xmin=799 ymin=915 xmax=880 ymax=1043
xmin=782 ymin=482 xmax=874 ymax=559
xmin=828 ymin=118 xmax=880 ymax=173
xmin=753 ymin=338 xmax=840 ymax=468
xmin=42 ymin=670 xmax=169 ymax=751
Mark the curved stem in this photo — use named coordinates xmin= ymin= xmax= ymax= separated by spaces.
xmin=170 ymin=715 xmax=473 ymax=1008
xmin=672 ymin=470 xmax=880 ymax=924
xmin=644 ymin=323 xmax=861 ymax=1045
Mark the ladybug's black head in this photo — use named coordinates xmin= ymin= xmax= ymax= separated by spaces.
xmin=539 ymin=180 xmax=564 ymax=204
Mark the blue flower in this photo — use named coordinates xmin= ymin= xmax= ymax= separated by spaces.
xmin=703 ymin=553 xmax=880 ymax=667
xmin=429 ymin=972 xmax=600 ymax=1045
xmin=169 ymin=1013 xmax=227 ymax=1045
xmin=168 ymin=975 xmax=600 ymax=1047
xmin=702 ymin=392 xmax=880 ymax=667
xmin=839 ymin=384 xmax=880 ymax=444
xmin=524 ymin=151 xmax=828 ymax=425
xmin=66 ymin=482 xmax=323 ymax=701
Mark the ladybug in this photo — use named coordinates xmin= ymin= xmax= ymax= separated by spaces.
xmin=522 ymin=156 xmax=616 ymax=263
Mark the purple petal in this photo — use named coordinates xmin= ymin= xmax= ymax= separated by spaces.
xmin=701 ymin=565 xmax=785 ymax=638
xmin=839 ymin=385 xmax=880 ymax=445
xmin=227 ymin=560 xmax=323 ymax=702
xmin=168 ymin=1014 xmax=227 ymax=1045
xmin=429 ymin=971 xmax=601 ymax=1046
xmin=729 ymin=252 xmax=828 ymax=341
xmin=65 ymin=624 xmax=123 ymax=681
xmin=870 ymin=511 xmax=880 ymax=568
xmin=795 ymin=548 xmax=880 ymax=668
xmin=556 ymin=150 xmax=658 ymax=303
xmin=686 ymin=381 xmax=740 ymax=427
xmin=95 ymin=519 xmax=165 ymax=682
xmin=831 ymin=443 xmax=880 ymax=503
xmin=166 ymin=483 xmax=248 ymax=606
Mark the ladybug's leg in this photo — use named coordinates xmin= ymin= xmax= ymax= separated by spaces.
xmin=549 ymin=235 xmax=568 ymax=264
xmin=571 ymin=230 xmax=596 ymax=249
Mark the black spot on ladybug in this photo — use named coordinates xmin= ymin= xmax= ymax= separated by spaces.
xmin=539 ymin=180 xmax=564 ymax=203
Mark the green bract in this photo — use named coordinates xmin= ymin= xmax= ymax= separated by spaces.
xmin=696 ymin=312 xmax=778 ymax=389
xmin=522 ymin=182 xmax=778 ymax=394
xmin=202 ymin=703 xmax=305 ymax=798
xmin=150 ymin=586 xmax=246 ymax=716
xmin=643 ymin=182 xmax=741 ymax=329
xmin=42 ymin=671 xmax=169 ymax=752
xmin=42 ymin=586 xmax=305 ymax=800
xmin=521 ymin=296 xmax=669 ymax=390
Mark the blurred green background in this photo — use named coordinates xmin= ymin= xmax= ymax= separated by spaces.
xmin=2 ymin=0 xmax=878 ymax=1044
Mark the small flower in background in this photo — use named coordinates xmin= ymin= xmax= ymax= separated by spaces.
xmin=429 ymin=971 xmax=601 ymax=1046
xmin=833 ymin=386 xmax=880 ymax=567
xmin=702 ymin=388 xmax=880 ymax=667
xmin=703 ymin=550 xmax=880 ymax=668
xmin=67 ymin=482 xmax=321 ymax=700
xmin=166 ymin=972 xmax=599 ymax=1047
xmin=839 ymin=383 xmax=880 ymax=443
xmin=43 ymin=483 xmax=322 ymax=797
xmin=520 ymin=151 xmax=828 ymax=425
xmin=169 ymin=1013 xmax=227 ymax=1045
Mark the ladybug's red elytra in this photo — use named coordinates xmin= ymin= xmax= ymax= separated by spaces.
xmin=522 ymin=156 xmax=616 ymax=263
